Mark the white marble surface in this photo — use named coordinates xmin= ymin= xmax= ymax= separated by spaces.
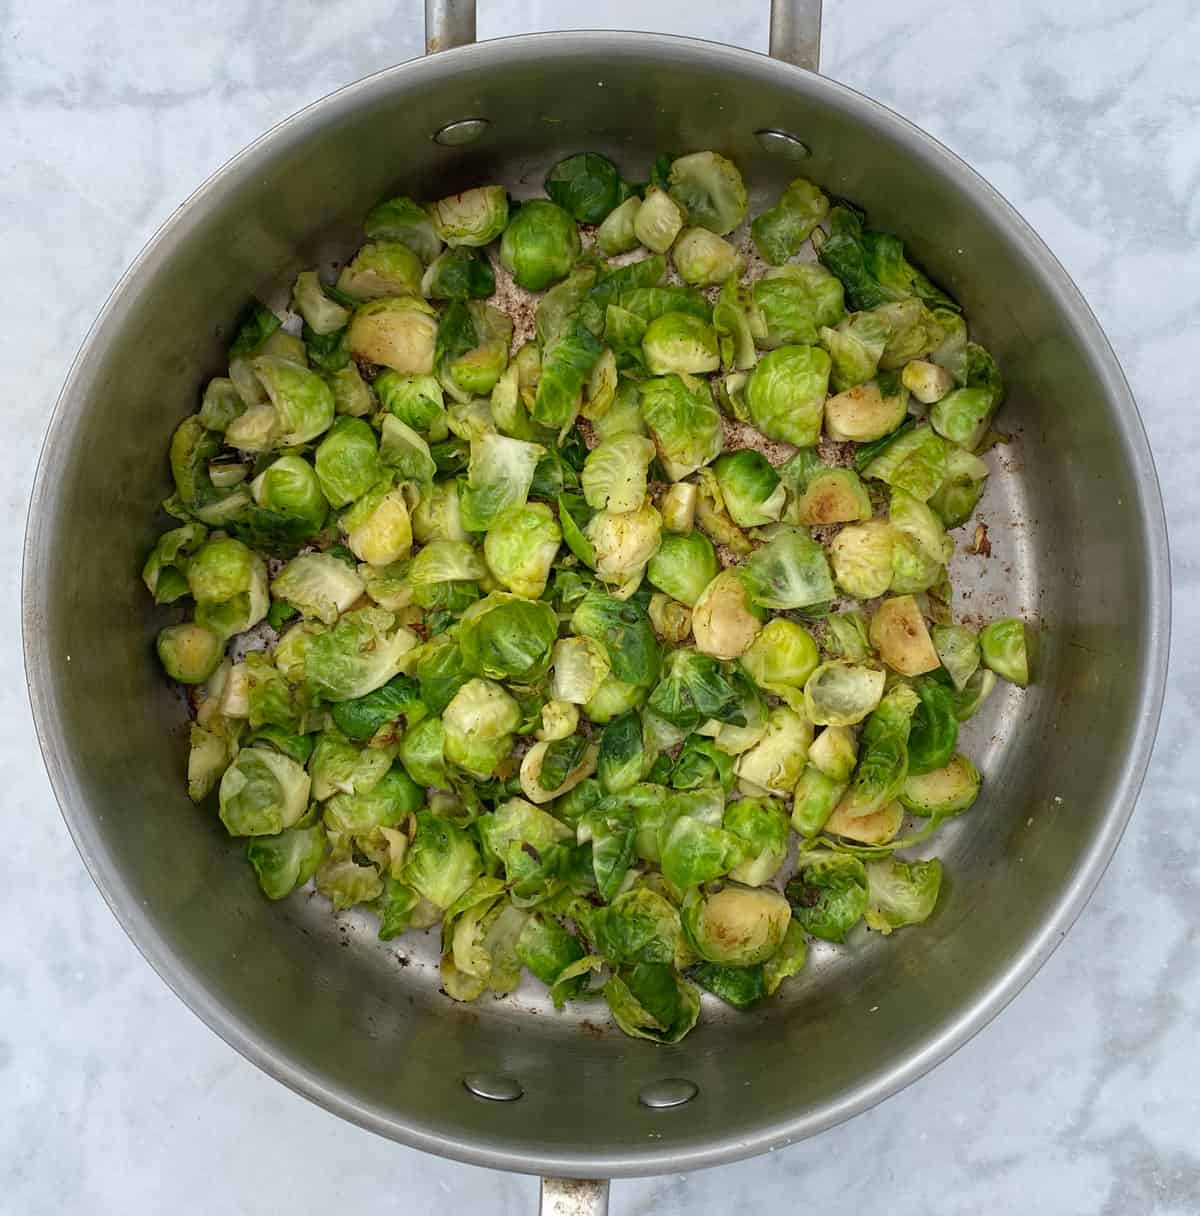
xmin=2 ymin=0 xmax=1196 ymax=1211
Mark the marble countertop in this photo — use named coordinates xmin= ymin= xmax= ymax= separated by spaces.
xmin=2 ymin=0 xmax=1195 ymax=1211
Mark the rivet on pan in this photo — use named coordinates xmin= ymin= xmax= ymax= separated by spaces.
xmin=434 ymin=118 xmax=491 ymax=147
xmin=754 ymin=129 xmax=811 ymax=160
xmin=463 ymin=1073 xmax=523 ymax=1102
xmin=638 ymin=1078 xmax=698 ymax=1109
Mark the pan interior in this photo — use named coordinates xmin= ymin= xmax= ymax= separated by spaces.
xmin=26 ymin=34 xmax=1163 ymax=1176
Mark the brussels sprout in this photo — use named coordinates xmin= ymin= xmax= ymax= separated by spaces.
xmin=581 ymin=434 xmax=656 ymax=514
xmin=375 ymin=371 xmax=448 ymax=440
xmin=319 ymin=364 xmax=371 ymax=419
xmin=829 ymin=520 xmax=895 ymax=600
xmin=340 ymin=484 xmax=413 ymax=567
xmin=786 ymin=851 xmax=868 ymax=942
xmin=347 ymin=296 xmax=438 ymax=373
xmin=441 ymin=677 xmax=521 ymax=780
xmin=749 ymin=264 xmax=845 ymax=349
xmin=688 ymin=960 xmax=767 ymax=1010
xmin=238 ymin=355 xmax=336 ymax=448
xmin=790 ymin=766 xmax=847 ymax=837
xmin=902 ymin=358 xmax=954 ymax=404
xmin=648 ymin=593 xmax=692 ymax=644
xmin=328 ymin=673 xmax=421 ymax=742
xmin=585 ymin=502 xmax=662 ymax=593
xmin=837 ymin=683 xmax=919 ymax=820
xmin=873 ymin=299 xmax=945 ymax=370
xmin=314 ymin=853 xmax=384 ymax=911
xmin=218 ymin=746 xmax=310 ymax=837
xmin=405 ymin=541 xmax=483 ymax=615
xmin=824 ymin=377 xmax=909 ymax=444
xmin=516 ymin=911 xmax=588 ymax=1001
xmin=437 ymin=300 xmax=512 ymax=399
xmin=642 ymin=531 xmax=718 ymax=610
xmin=648 ymin=648 xmax=747 ymax=734
xmin=667 ymin=151 xmax=747 ymax=235
xmin=569 ymin=589 xmax=662 ymax=692
xmin=397 ymin=715 xmax=447 ymax=789
xmin=791 ymin=468 xmax=871 ymax=528
xmin=291 ymin=270 xmax=350 ymax=336
xmin=592 ymin=713 xmax=644 ymax=795
xmin=520 ymin=738 xmax=598 ymax=805
xmin=693 ymin=663 xmax=768 ymax=757
xmin=185 ymin=534 xmax=263 ymax=605
xmin=336 ymin=241 xmax=423 ymax=300
xmin=745 ymin=345 xmax=831 ymax=447
xmin=142 ymin=523 xmax=208 ymax=605
xmin=245 ymin=822 xmax=326 ymax=900
xmin=865 ymin=858 xmax=942 ymax=934
xmin=378 ymin=415 xmax=436 ymax=487
xmin=187 ymin=718 xmax=237 ymax=801
xmin=583 ymin=676 xmax=647 ymax=724
xmin=804 ymin=660 xmax=886 ymax=727
xmin=980 ymin=618 xmax=1031 ymax=686
xmin=429 ymin=186 xmax=509 ymax=248
xmin=708 ymin=451 xmax=783 ymax=529
xmin=402 ymin=809 xmax=483 ymax=909
xmin=823 ymin=613 xmax=872 ymax=665
xmin=362 ymin=195 xmax=442 ymax=262
xmin=682 ymin=883 xmax=790 ymax=965
xmin=305 ymin=607 xmax=418 ymax=702
xmin=642 ymin=312 xmax=721 ymax=377
xmin=808 ymin=725 xmax=857 ymax=784
xmin=533 ymin=323 xmax=605 ymax=432
xmin=498 ymin=199 xmax=580 ymax=291
xmin=551 ymin=636 xmax=612 ymax=706
xmin=581 ymin=348 xmax=618 ymax=422
xmin=742 ymin=527 xmax=834 ymax=614
xmin=456 ymin=593 xmax=557 ymax=685
xmin=459 ymin=432 xmax=545 ymax=532
xmin=638 ymin=374 xmax=723 ymax=481
xmin=906 ymin=677 xmax=958 ymax=776
xmin=535 ymin=699 xmax=579 ymax=744
xmin=735 ymin=707 xmax=813 ymax=798
xmin=751 ymin=176 xmax=829 ymax=264
xmin=712 ymin=274 xmax=757 ymax=373
xmin=928 ymin=445 xmax=989 ymax=529
xmin=198 ymin=378 xmax=246 ymax=434
xmin=930 ymin=343 xmax=1004 ymax=450
xmin=307 ymin=731 xmax=390 ymax=801
xmin=633 ymin=186 xmax=686 ymax=253
xmin=890 ymin=489 xmax=954 ymax=581
xmin=868 ymin=595 xmax=940 ymax=676
xmin=689 ymin=569 xmax=762 ymax=660
xmin=665 ymin=735 xmax=731 ymax=794
xmin=604 ymin=962 xmax=700 ymax=1043
xmin=156 ymin=623 xmax=223 ymax=684
xmin=309 ymin=417 xmax=378 ymax=508
xmin=659 ymin=808 xmax=744 ymax=889
xmin=420 ymin=246 xmax=495 ymax=300
xmin=740 ymin=618 xmax=820 ymax=698
xmin=932 ymin=623 xmax=980 ymax=692
xmin=723 ymin=796 xmax=791 ymax=886
xmin=478 ymin=502 xmax=561 ymax=600
xmin=820 ymin=310 xmax=890 ymax=392
xmin=596 ymin=196 xmax=642 ymax=255
xmin=862 ymin=422 xmax=948 ymax=502
xmin=672 ymin=227 xmax=743 ymax=287
xmin=544 ymin=152 xmax=628 ymax=222
xmin=250 ymin=454 xmax=328 ymax=536
xmin=660 ymin=482 xmax=698 ymax=535
xmin=901 ymin=752 xmax=981 ymax=816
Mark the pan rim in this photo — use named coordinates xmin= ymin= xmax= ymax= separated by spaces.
xmin=22 ymin=28 xmax=1171 ymax=1178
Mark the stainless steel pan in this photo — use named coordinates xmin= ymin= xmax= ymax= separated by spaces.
xmin=23 ymin=1 xmax=1170 ymax=1211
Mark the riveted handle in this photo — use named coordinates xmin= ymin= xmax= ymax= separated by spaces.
xmin=424 ymin=0 xmax=823 ymax=71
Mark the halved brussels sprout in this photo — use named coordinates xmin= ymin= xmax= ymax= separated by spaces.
xmin=500 ymin=199 xmax=581 ymax=291
xmin=646 ymin=531 xmax=719 ymax=608
xmin=824 ymin=611 xmax=874 ymax=662
xmin=638 ymin=374 xmax=723 ymax=481
xmin=804 ymin=661 xmax=886 ymax=727
xmin=458 ymin=592 xmax=558 ymax=683
xmin=712 ymin=451 xmax=786 ymax=528
xmin=583 ymin=675 xmax=648 ymax=723
xmin=642 ymin=312 xmax=721 ymax=376
xmin=403 ymin=809 xmax=483 ymax=909
xmin=551 ymin=636 xmax=612 ymax=705
xmin=648 ymin=648 xmax=746 ymax=734
xmin=336 ymin=241 xmax=423 ymax=300
xmin=156 ymin=623 xmax=224 ymax=684
xmin=836 ymin=684 xmax=919 ymax=820
xmin=749 ymin=264 xmax=845 ymax=349
xmin=142 ymin=522 xmax=208 ymax=605
xmin=250 ymin=455 xmax=328 ymax=537
xmin=313 ymin=417 xmax=380 ymax=508
xmin=807 ymin=725 xmax=855 ymax=784
xmin=342 ymin=484 xmax=413 ymax=567
xmin=585 ymin=502 xmax=662 ymax=592
xmin=929 ymin=444 xmax=989 ymax=528
xmin=421 ymin=246 xmax=496 ymax=300
xmin=742 ymin=527 xmax=834 ymax=613
xmin=786 ymin=851 xmax=867 ymax=942
xmin=672 ymin=227 xmax=743 ymax=287
xmin=660 ymin=482 xmax=697 ymax=534
xmin=902 ymin=358 xmax=954 ymax=404
xmin=347 ymin=297 xmax=438 ymax=373
xmin=824 ymin=798 xmax=904 ymax=845
xmin=596 ymin=196 xmax=642 ymax=255
xmin=820 ymin=311 xmax=889 ymax=391
xmin=793 ymin=468 xmax=872 ymax=526
xmin=544 ymin=151 xmax=628 ymax=223
xmin=364 ymin=196 xmax=442 ymax=262
xmin=713 ymin=275 xmax=757 ymax=373
xmin=582 ymin=434 xmax=657 ymax=514
xmin=667 ymin=151 xmax=747 ymax=235
xmin=932 ymin=623 xmax=981 ymax=691
xmin=460 ymin=432 xmax=545 ymax=533
xmin=520 ymin=738 xmax=599 ymax=804
xmin=305 ymin=607 xmax=419 ymax=702
xmin=980 ymin=618 xmax=1031 ymax=686
xmin=648 ymin=592 xmax=692 ymax=644
xmin=790 ymin=766 xmax=847 ymax=837
xmin=744 ymin=345 xmax=830 ymax=446
xmin=633 ymin=186 xmax=686 ymax=253
xmin=681 ymin=883 xmax=790 ymax=965
xmin=245 ymin=355 xmax=336 ymax=448
xmin=751 ymin=177 xmax=829 ymax=264
xmin=735 ymin=706 xmax=813 ymax=797
xmin=869 ymin=595 xmax=940 ymax=676
xmin=442 ymin=677 xmax=521 ymax=779
xmin=375 ymin=371 xmax=448 ymax=440
xmin=218 ymin=746 xmax=311 ymax=837
xmin=862 ymin=422 xmax=948 ymax=502
xmin=292 ymin=270 xmax=351 ymax=335
xmin=723 ymin=797 xmax=791 ymax=886
xmin=901 ymin=751 xmax=981 ymax=816
xmin=603 ymin=963 xmax=700 ymax=1044
xmin=864 ymin=858 xmax=942 ymax=934
xmin=825 ymin=375 xmax=909 ymax=444
xmin=930 ymin=343 xmax=1004 ymax=450
xmin=430 ymin=186 xmax=509 ymax=248
xmin=570 ymin=588 xmax=661 ymax=688
xmin=740 ymin=618 xmax=820 ymax=697
xmin=830 ymin=520 xmax=896 ymax=599
xmin=483 ymin=502 xmax=562 ymax=599
xmin=691 ymin=569 xmax=763 ymax=660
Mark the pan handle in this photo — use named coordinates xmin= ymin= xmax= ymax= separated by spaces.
xmin=539 ymin=1177 xmax=610 ymax=1216
xmin=424 ymin=0 xmax=823 ymax=72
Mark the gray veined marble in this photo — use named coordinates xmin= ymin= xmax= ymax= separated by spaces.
xmin=1 ymin=0 xmax=1197 ymax=1212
